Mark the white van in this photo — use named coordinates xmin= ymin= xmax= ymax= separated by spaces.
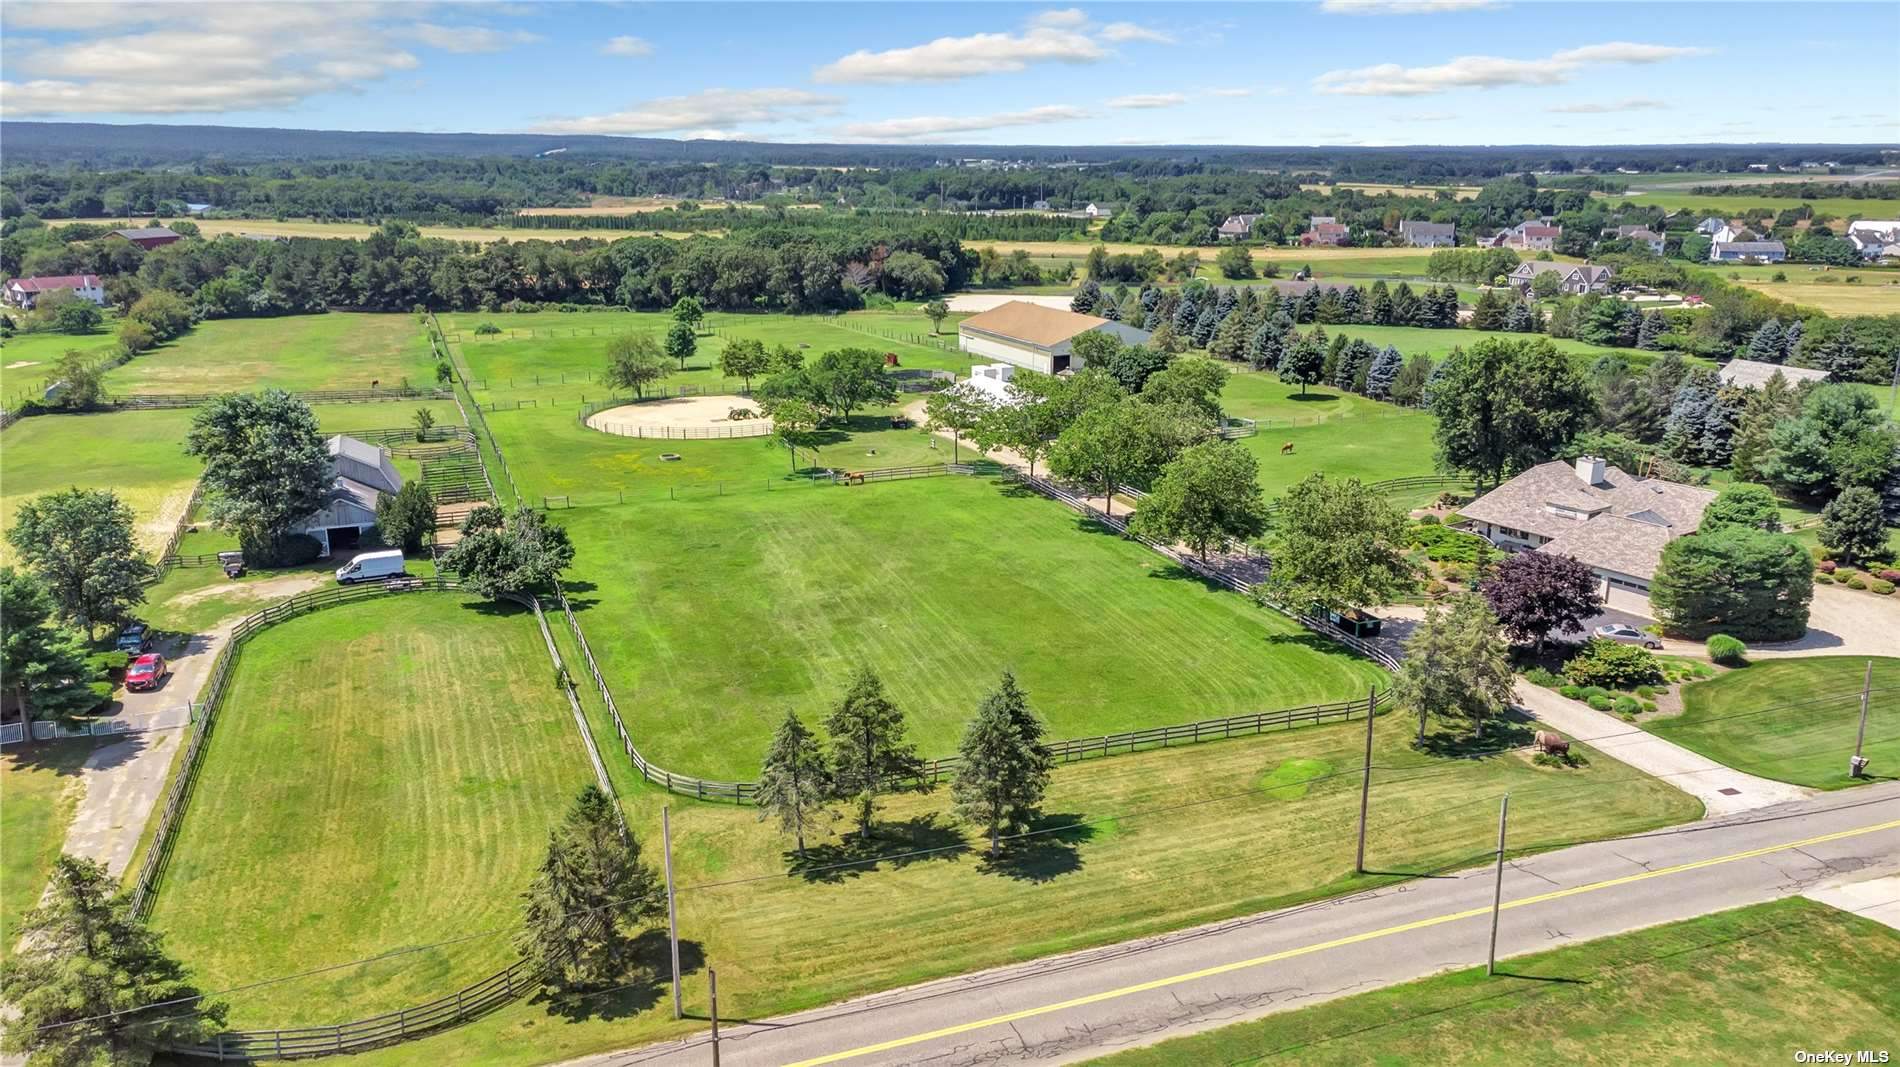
xmin=335 ymin=549 xmax=406 ymax=584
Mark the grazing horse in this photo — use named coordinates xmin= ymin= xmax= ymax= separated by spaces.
xmin=1534 ymin=731 xmax=1570 ymax=756
xmin=1280 ymin=441 xmax=1296 ymax=455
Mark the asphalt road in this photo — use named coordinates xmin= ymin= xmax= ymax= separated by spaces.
xmin=566 ymin=784 xmax=1900 ymax=1067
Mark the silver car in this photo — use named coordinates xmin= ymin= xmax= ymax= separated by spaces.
xmin=1594 ymin=623 xmax=1661 ymax=650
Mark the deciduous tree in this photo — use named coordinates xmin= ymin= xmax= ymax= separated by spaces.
xmin=922 ymin=383 xmax=993 ymax=463
xmin=921 ymin=298 xmax=950 ymax=334
xmin=374 ymin=481 xmax=436 ymax=555
xmin=5 ymin=488 xmax=150 ymax=636
xmin=664 ymin=319 xmax=697 ymax=369
xmin=1263 ymin=474 xmax=1417 ymax=615
xmin=440 ymin=507 xmax=575 ymax=598
xmin=185 ymin=390 xmax=331 ymax=565
xmin=717 ymin=337 xmax=772 ymax=393
xmin=1480 ymin=551 xmax=1602 ymax=650
xmin=1430 ymin=337 xmax=1594 ymax=488
xmin=604 ymin=333 xmax=672 ymax=399
xmin=1129 ymin=440 xmax=1268 ymax=559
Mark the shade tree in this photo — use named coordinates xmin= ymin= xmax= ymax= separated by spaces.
xmin=5 ymin=487 xmax=151 ymax=637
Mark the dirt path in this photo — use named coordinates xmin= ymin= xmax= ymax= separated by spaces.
xmin=899 ymin=398 xmax=1138 ymax=518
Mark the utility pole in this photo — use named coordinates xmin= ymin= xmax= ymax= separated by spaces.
xmin=1851 ymin=659 xmax=1873 ymax=779
xmin=663 ymin=806 xmax=682 ymax=1019
xmin=1355 ymin=686 xmax=1376 ymax=874
xmin=1486 ymin=794 xmax=1509 ymax=976
xmin=708 ymin=967 xmax=722 ymax=1067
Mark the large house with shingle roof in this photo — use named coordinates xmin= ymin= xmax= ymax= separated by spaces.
xmin=1398 ymin=220 xmax=1456 ymax=247
xmin=1460 ymin=456 xmax=1717 ymax=608
xmin=1217 ymin=213 xmax=1263 ymax=240
xmin=1509 ymin=260 xmax=1614 ymax=296
xmin=4 ymin=273 xmax=105 ymax=309
xmin=956 ymin=300 xmax=1151 ymax=375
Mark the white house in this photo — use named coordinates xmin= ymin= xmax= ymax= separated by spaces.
xmin=1084 ymin=202 xmax=1113 ymax=219
xmin=1710 ymin=240 xmax=1786 ymax=263
xmin=1398 ymin=220 xmax=1456 ymax=247
xmin=1709 ymin=223 xmax=1754 ymax=244
xmin=1847 ymin=220 xmax=1900 ymax=260
xmin=1695 ymin=217 xmax=1726 ymax=235
xmin=293 ymin=435 xmax=405 ymax=556
xmin=1459 ymin=455 xmax=1717 ymax=614
xmin=963 ymin=363 xmax=1026 ymax=405
xmin=4 ymin=274 xmax=106 ymax=310
xmin=956 ymin=301 xmax=1151 ymax=375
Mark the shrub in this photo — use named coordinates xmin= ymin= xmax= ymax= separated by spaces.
xmin=1872 ymin=579 xmax=1896 ymax=595
xmin=1612 ymin=695 xmax=1640 ymax=714
xmin=1641 ymin=700 xmax=1658 ymax=713
xmin=1523 ymin=667 xmax=1563 ymax=688
xmin=1564 ymin=639 xmax=1664 ymax=690
xmin=1533 ymin=751 xmax=1588 ymax=769
xmin=87 ymin=680 xmax=114 ymax=712
xmin=1425 ymin=579 xmax=1448 ymax=596
xmin=474 ymin=322 xmax=502 ymax=336
xmin=1635 ymin=684 xmax=1656 ymax=697
xmin=1878 ymin=569 xmax=1900 ymax=583
xmin=1707 ymin=633 xmax=1747 ymax=665
xmin=86 ymin=650 xmax=131 ymax=676
xmin=1580 ymin=685 xmax=1609 ymax=701
xmin=1586 ymin=693 xmax=1614 ymax=711
xmin=1559 ymin=684 xmax=1583 ymax=699
xmin=1846 ymin=576 xmax=1868 ymax=590
xmin=1417 ymin=513 xmax=1441 ymax=526
xmin=1812 ymin=571 xmax=1832 ymax=583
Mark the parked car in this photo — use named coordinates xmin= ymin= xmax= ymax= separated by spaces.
xmin=1594 ymin=623 xmax=1662 ymax=650
xmin=114 ymin=622 xmax=153 ymax=653
xmin=336 ymin=549 xmax=407 ymax=584
xmin=125 ymin=653 xmax=168 ymax=691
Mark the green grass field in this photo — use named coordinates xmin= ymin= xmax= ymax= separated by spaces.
xmin=0 ymin=742 xmax=94 ymax=956
xmin=299 ymin=702 xmax=1698 ymax=1067
xmin=1220 ymin=373 xmax=1442 ymax=500
xmin=1095 ymin=895 xmax=1900 ymax=1066
xmin=148 ymin=594 xmax=597 ymax=1022
xmin=1647 ymin=657 xmax=1900 ymax=789
xmin=101 ymin=313 xmax=436 ymax=395
xmin=0 ymin=401 xmax=463 ymax=565
xmin=1612 ymin=188 xmax=1900 ymax=219
xmin=558 ymin=475 xmax=1388 ymax=777
xmin=1 ymin=326 xmax=125 ymax=404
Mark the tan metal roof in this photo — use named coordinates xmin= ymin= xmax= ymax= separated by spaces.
xmin=958 ymin=301 xmax=1109 ymax=347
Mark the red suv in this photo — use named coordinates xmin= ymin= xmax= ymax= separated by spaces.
xmin=126 ymin=653 xmax=168 ymax=692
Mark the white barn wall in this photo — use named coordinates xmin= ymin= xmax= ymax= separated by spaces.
xmin=959 ymin=332 xmax=1054 ymax=374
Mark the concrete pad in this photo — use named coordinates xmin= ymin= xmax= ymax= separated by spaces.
xmin=1805 ymin=874 xmax=1900 ymax=931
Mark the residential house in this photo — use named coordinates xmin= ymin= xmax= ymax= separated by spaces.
xmin=1490 ymin=220 xmax=1561 ymax=251
xmin=1083 ymin=203 xmax=1113 ymax=219
xmin=1695 ymin=216 xmax=1727 ymax=235
xmin=1509 ymin=260 xmax=1614 ymax=296
xmin=1302 ymin=221 xmax=1350 ymax=247
xmin=1607 ymin=225 xmax=1665 ymax=255
xmin=1459 ymin=455 xmax=1717 ymax=611
xmin=1217 ymin=213 xmax=1263 ymax=241
xmin=1846 ymin=219 xmax=1900 ymax=260
xmin=1716 ymin=358 xmax=1828 ymax=390
xmin=956 ymin=300 xmax=1151 ymax=375
xmin=1710 ymin=239 xmax=1787 ymax=263
xmin=1030 ymin=199 xmax=1052 ymax=211
xmin=1710 ymin=223 xmax=1755 ymax=244
xmin=109 ymin=226 xmax=182 ymax=250
xmin=1398 ymin=220 xmax=1456 ymax=247
xmin=3 ymin=274 xmax=106 ymax=309
xmin=293 ymin=435 xmax=405 ymax=557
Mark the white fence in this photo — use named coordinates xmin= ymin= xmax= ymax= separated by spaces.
xmin=1 ymin=704 xmax=196 ymax=746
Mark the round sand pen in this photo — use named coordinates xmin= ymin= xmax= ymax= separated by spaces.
xmin=583 ymin=395 xmax=775 ymax=440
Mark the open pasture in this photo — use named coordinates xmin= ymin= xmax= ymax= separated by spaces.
xmin=1719 ymin=264 xmax=1900 ymax=316
xmin=1609 ymin=189 xmax=1900 ymax=218
xmin=1 ymin=742 xmax=93 ymax=956
xmin=101 ymin=312 xmax=436 ymax=395
xmin=147 ymin=593 xmax=596 ymax=1022
xmin=558 ymin=475 xmax=1389 ymax=778
xmin=1299 ymin=181 xmax=1482 ymax=200
xmin=313 ymin=703 xmax=1698 ymax=1067
xmin=187 ymin=218 xmax=706 ymax=243
xmin=1 ymin=326 xmax=125 ymax=405
xmin=1220 ymin=374 xmax=1442 ymax=500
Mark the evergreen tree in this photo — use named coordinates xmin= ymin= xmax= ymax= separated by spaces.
xmin=0 ymin=567 xmax=98 ymax=723
xmin=825 ymin=667 xmax=924 ymax=840
xmin=1781 ymin=318 xmax=1804 ymax=361
xmin=1390 ymin=353 xmax=1434 ymax=407
xmin=519 ymin=786 xmax=664 ymax=989
xmin=1636 ymin=309 xmax=1666 ymax=350
xmin=951 ymin=671 xmax=1054 ymax=854
xmin=1819 ymin=486 xmax=1889 ymax=566
xmin=1813 ymin=322 xmax=1859 ymax=379
xmin=1097 ymin=293 xmax=1121 ymax=321
xmin=1213 ymin=285 xmax=1238 ymax=321
xmin=1245 ymin=320 xmax=1282 ymax=371
xmin=1729 ymin=372 xmax=1801 ymax=483
xmin=1745 ymin=319 xmax=1785 ymax=363
xmin=1338 ymin=285 xmax=1365 ymax=323
xmin=1635 ymin=352 xmax=1691 ymax=444
xmin=1070 ymin=279 xmax=1101 ymax=314
xmin=1469 ymin=289 xmax=1506 ymax=331
xmin=1192 ymin=303 xmax=1220 ymax=348
xmin=1503 ymin=301 xmax=1533 ymax=333
xmin=1 ymin=856 xmax=228 ymax=1064
xmin=1367 ymin=279 xmax=1394 ymax=325
xmin=1209 ymin=306 xmax=1251 ymax=362
xmin=1661 ymin=369 xmax=1738 ymax=466
xmin=1171 ymin=288 xmax=1200 ymax=334
xmin=1391 ymin=595 xmax=1516 ymax=742
xmin=1364 ymin=345 xmax=1404 ymax=400
xmin=1390 ymin=281 xmax=1421 ymax=325
xmin=1294 ymin=286 xmax=1321 ymax=323
xmin=756 ymin=711 xmax=832 ymax=856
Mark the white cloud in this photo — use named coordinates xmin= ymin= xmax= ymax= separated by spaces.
xmin=1321 ymin=0 xmax=1504 ymax=13
xmin=1547 ymin=97 xmax=1667 ymax=114
xmin=601 ymin=35 xmax=654 ymax=57
xmin=1395 ymin=111 xmax=1457 ymax=121
xmin=1108 ymin=93 xmax=1187 ymax=109
xmin=534 ymin=88 xmax=841 ymax=135
xmin=411 ymin=23 xmax=541 ymax=54
xmin=1315 ymin=41 xmax=1705 ymax=96
xmin=815 ymin=25 xmax=1106 ymax=83
xmin=1028 ymin=8 xmax=1089 ymax=29
xmin=1 ymin=3 xmax=429 ymax=115
xmin=1206 ymin=87 xmax=1254 ymax=97
xmin=1100 ymin=22 xmax=1175 ymax=44
xmin=835 ymin=105 xmax=1088 ymax=142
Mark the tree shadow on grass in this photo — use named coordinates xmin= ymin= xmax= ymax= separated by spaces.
xmin=1144 ymin=563 xmax=1231 ymax=593
xmin=554 ymin=578 xmax=602 ymax=613
xmin=458 ymin=597 xmax=532 ymax=620
xmin=1414 ymin=710 xmax=1537 ymax=760
xmin=533 ymin=930 xmax=705 ymax=1024
xmin=1285 ymin=391 xmax=1339 ymax=403
xmin=787 ymin=813 xmax=967 ymax=884
xmin=976 ymin=812 xmax=1095 ymax=883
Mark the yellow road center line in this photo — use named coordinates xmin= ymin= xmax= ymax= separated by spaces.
xmin=784 ymin=817 xmax=1900 ymax=1066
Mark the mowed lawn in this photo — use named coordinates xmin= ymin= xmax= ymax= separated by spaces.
xmin=1220 ymin=373 xmax=1442 ymax=501
xmin=1 ymin=327 xmax=125 ymax=403
xmin=1096 ymin=896 xmax=1899 ymax=1066
xmin=0 ymin=402 xmax=464 ymax=564
xmin=0 ymin=742 xmax=93 ymax=956
xmin=323 ymin=707 xmax=1700 ymax=1067
xmin=560 ymin=476 xmax=1388 ymax=777
xmin=1647 ymin=657 xmax=1900 ymax=790
xmin=101 ymin=312 xmax=436 ymax=394
xmin=147 ymin=594 xmax=597 ymax=1022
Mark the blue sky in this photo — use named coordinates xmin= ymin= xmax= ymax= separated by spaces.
xmin=2 ymin=1 xmax=1895 ymax=146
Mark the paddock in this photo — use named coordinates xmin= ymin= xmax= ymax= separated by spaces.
xmin=583 ymin=394 xmax=773 ymax=440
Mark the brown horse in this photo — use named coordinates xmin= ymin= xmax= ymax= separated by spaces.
xmin=1280 ymin=441 xmax=1295 ymax=455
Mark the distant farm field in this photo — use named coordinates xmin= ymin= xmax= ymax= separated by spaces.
xmin=102 ymin=313 xmax=437 ymax=394
xmin=1300 ymin=181 xmax=1481 ymax=200
xmin=558 ymin=475 xmax=1389 ymax=777
xmin=187 ymin=218 xmax=704 ymax=243
xmin=1610 ymin=190 xmax=1900 ymax=218
xmin=148 ymin=594 xmax=595 ymax=1023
